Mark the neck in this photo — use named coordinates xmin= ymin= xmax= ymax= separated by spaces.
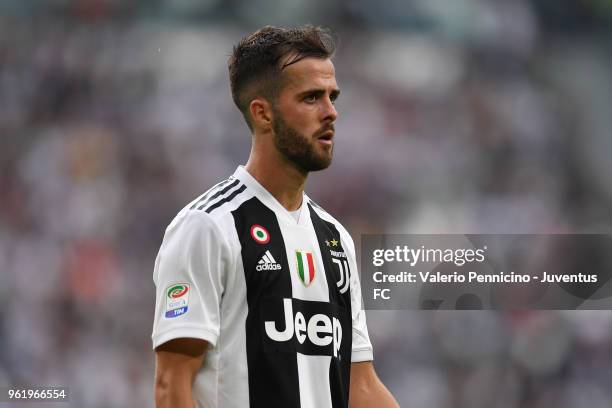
xmin=245 ymin=143 xmax=307 ymax=212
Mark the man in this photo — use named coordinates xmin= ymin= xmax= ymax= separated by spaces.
xmin=152 ymin=25 xmax=399 ymax=408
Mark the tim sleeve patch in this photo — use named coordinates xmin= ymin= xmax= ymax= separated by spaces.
xmin=165 ymin=283 xmax=190 ymax=318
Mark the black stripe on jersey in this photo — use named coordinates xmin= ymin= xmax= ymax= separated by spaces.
xmin=195 ymin=179 xmax=240 ymax=210
xmin=309 ymin=204 xmax=352 ymax=408
xmin=232 ymin=197 xmax=300 ymax=408
xmin=196 ymin=179 xmax=240 ymax=210
xmin=189 ymin=177 xmax=234 ymax=210
xmin=204 ymin=184 xmax=247 ymax=213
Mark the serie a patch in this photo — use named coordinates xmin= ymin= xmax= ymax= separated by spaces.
xmin=165 ymin=283 xmax=190 ymax=318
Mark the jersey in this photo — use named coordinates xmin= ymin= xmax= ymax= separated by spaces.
xmin=151 ymin=166 xmax=373 ymax=408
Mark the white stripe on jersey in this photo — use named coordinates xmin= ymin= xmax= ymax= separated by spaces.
xmin=297 ymin=354 xmax=333 ymax=408
xmin=279 ymin=215 xmax=335 ymax=408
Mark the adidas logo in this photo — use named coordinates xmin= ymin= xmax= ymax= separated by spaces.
xmin=256 ymin=250 xmax=282 ymax=271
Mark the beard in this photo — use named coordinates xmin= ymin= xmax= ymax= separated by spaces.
xmin=272 ymin=108 xmax=333 ymax=173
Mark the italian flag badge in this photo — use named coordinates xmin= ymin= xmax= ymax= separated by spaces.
xmin=296 ymin=250 xmax=316 ymax=286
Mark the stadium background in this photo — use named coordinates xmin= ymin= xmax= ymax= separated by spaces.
xmin=1 ymin=0 xmax=612 ymax=406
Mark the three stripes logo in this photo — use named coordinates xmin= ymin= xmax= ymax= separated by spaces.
xmin=296 ymin=251 xmax=316 ymax=286
xmin=190 ymin=177 xmax=247 ymax=214
xmin=256 ymin=250 xmax=282 ymax=271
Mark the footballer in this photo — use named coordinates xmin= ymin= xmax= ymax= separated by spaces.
xmin=152 ymin=25 xmax=399 ymax=408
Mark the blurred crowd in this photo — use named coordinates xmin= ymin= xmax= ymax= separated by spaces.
xmin=1 ymin=0 xmax=612 ymax=406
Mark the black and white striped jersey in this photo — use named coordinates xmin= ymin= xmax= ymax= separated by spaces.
xmin=152 ymin=166 xmax=373 ymax=408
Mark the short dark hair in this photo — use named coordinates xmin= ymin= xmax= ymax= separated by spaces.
xmin=228 ymin=25 xmax=336 ymax=130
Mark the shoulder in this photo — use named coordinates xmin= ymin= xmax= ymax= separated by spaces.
xmin=165 ymin=176 xmax=252 ymax=241
xmin=185 ymin=176 xmax=249 ymax=217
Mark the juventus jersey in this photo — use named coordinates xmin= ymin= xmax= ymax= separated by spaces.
xmin=152 ymin=166 xmax=373 ymax=408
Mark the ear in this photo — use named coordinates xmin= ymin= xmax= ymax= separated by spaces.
xmin=249 ymin=97 xmax=273 ymax=130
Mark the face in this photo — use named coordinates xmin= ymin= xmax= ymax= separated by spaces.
xmin=271 ymin=57 xmax=339 ymax=172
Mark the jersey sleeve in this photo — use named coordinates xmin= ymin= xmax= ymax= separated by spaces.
xmin=341 ymin=229 xmax=374 ymax=362
xmin=151 ymin=210 xmax=230 ymax=349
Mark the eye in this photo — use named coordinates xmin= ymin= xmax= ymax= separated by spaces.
xmin=304 ymin=94 xmax=317 ymax=103
xmin=330 ymin=92 xmax=340 ymax=105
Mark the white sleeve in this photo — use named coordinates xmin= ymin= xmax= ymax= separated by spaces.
xmin=151 ymin=211 xmax=229 ymax=349
xmin=342 ymin=230 xmax=374 ymax=362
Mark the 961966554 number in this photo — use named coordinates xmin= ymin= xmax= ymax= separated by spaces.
xmin=2 ymin=387 xmax=68 ymax=402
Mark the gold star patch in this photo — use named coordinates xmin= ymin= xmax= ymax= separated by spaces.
xmin=330 ymin=238 xmax=339 ymax=247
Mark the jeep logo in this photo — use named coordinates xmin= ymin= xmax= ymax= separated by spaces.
xmin=265 ymin=298 xmax=343 ymax=358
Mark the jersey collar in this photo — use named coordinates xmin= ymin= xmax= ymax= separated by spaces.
xmin=233 ymin=166 xmax=310 ymax=227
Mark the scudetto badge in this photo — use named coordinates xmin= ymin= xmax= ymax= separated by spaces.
xmin=296 ymin=251 xmax=316 ymax=286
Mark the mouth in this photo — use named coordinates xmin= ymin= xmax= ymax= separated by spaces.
xmin=317 ymin=130 xmax=334 ymax=146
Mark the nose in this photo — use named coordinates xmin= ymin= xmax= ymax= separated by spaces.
xmin=323 ymin=97 xmax=338 ymax=122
